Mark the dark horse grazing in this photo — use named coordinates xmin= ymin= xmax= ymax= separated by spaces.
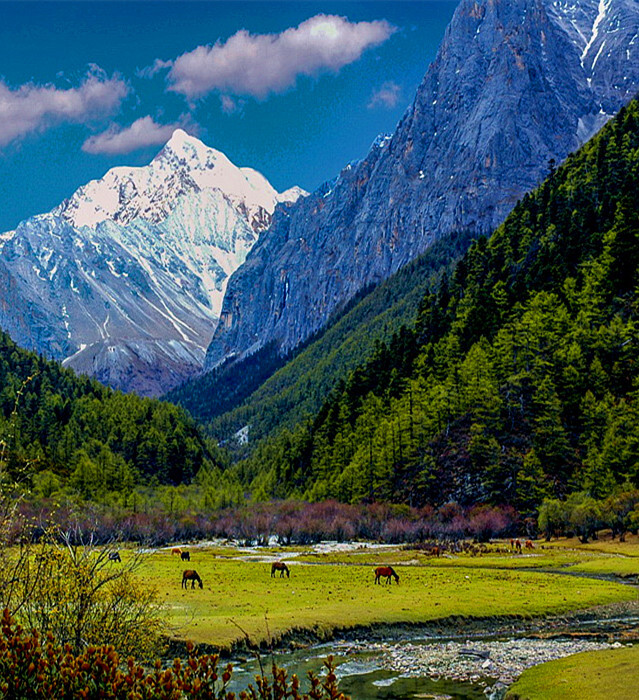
xmin=181 ymin=551 xmax=190 ymax=561
xmin=182 ymin=570 xmax=203 ymax=589
xmin=374 ymin=566 xmax=399 ymax=585
xmin=271 ymin=562 xmax=290 ymax=578
xmin=108 ymin=551 xmax=121 ymax=562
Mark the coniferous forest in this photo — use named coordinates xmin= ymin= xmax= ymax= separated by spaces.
xmin=0 ymin=329 xmax=225 ymax=495
xmin=5 ymin=97 xmax=639 ymax=520
xmin=4 ymin=100 xmax=639 ymax=530
xmin=234 ymin=99 xmax=639 ymax=512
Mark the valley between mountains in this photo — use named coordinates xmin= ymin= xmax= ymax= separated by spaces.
xmin=3 ymin=0 xmax=639 ymax=698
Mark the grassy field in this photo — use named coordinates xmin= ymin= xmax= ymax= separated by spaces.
xmin=506 ymin=645 xmax=639 ymax=699
xmin=297 ymin=546 xmax=589 ymax=570
xmin=132 ymin=541 xmax=638 ymax=650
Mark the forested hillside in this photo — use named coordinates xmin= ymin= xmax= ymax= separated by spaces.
xmin=169 ymin=230 xmax=474 ymax=443
xmin=0 ymin=330 xmax=223 ymax=493
xmin=238 ymin=100 xmax=639 ymax=510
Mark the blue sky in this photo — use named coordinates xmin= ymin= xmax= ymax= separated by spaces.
xmin=0 ymin=1 xmax=458 ymax=231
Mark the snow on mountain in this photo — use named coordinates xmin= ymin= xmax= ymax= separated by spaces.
xmin=0 ymin=130 xmax=306 ymax=396
xmin=52 ymin=129 xmax=293 ymax=233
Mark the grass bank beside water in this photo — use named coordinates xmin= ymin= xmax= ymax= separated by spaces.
xmin=135 ymin=539 xmax=638 ymax=650
xmin=506 ymin=644 xmax=639 ymax=699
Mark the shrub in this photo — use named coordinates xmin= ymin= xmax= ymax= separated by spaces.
xmin=0 ymin=609 xmax=347 ymax=700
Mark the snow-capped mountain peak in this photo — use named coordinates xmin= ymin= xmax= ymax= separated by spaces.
xmin=53 ymin=130 xmax=306 ymax=232
xmin=0 ymin=132 xmax=306 ymax=396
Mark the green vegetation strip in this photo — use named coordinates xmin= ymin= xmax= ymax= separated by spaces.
xmin=506 ymin=645 xmax=639 ymax=699
xmin=139 ymin=552 xmax=634 ymax=649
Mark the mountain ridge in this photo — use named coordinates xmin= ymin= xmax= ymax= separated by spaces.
xmin=205 ymin=0 xmax=639 ymax=372
xmin=0 ymin=130 xmax=305 ymax=396
xmin=238 ymin=96 xmax=639 ymax=507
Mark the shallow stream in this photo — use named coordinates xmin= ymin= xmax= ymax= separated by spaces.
xmin=227 ymin=608 xmax=639 ymax=700
xmin=229 ymin=641 xmax=488 ymax=699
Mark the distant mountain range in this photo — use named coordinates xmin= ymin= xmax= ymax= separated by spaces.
xmin=205 ymin=0 xmax=639 ymax=371
xmin=2 ymin=0 xmax=638 ymax=410
xmin=0 ymin=130 xmax=305 ymax=396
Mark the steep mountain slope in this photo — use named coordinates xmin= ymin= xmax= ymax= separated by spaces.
xmin=0 ymin=130 xmax=304 ymax=396
xmin=169 ymin=228 xmax=474 ymax=439
xmin=205 ymin=0 xmax=639 ymax=370
xmin=241 ymin=99 xmax=639 ymax=508
xmin=0 ymin=327 xmax=222 ymax=490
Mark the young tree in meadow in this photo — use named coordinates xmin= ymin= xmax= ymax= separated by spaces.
xmin=601 ymin=487 xmax=639 ymax=541
xmin=538 ymin=498 xmax=567 ymax=541
xmin=566 ymin=492 xmax=602 ymax=543
xmin=0 ymin=504 xmax=164 ymax=658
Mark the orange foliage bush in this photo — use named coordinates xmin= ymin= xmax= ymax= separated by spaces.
xmin=0 ymin=608 xmax=347 ymax=700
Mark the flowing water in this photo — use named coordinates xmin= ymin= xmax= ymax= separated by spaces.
xmin=227 ymin=608 xmax=639 ymax=700
xmin=229 ymin=640 xmax=495 ymax=699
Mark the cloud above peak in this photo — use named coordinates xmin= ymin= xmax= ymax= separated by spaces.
xmin=0 ymin=70 xmax=128 ymax=147
xmin=82 ymin=115 xmax=196 ymax=155
xmin=167 ymin=14 xmax=396 ymax=100
xmin=368 ymin=81 xmax=401 ymax=109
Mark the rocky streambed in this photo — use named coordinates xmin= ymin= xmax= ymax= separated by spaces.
xmin=232 ymin=601 xmax=639 ymax=700
xmin=337 ymin=637 xmax=627 ymax=698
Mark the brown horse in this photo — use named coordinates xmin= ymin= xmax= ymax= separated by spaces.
xmin=271 ymin=561 xmax=290 ymax=578
xmin=525 ymin=539 xmax=535 ymax=550
xmin=181 ymin=551 xmax=191 ymax=561
xmin=374 ymin=566 xmax=399 ymax=585
xmin=171 ymin=547 xmax=182 ymax=556
xmin=182 ymin=570 xmax=203 ymax=589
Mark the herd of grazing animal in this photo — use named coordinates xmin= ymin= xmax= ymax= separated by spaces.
xmin=146 ymin=538 xmax=540 ymax=591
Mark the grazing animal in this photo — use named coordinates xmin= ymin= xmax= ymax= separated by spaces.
xmin=514 ymin=539 xmax=523 ymax=553
xmin=108 ymin=551 xmax=121 ymax=563
xmin=171 ymin=547 xmax=182 ymax=556
xmin=271 ymin=561 xmax=290 ymax=578
xmin=525 ymin=539 xmax=535 ymax=550
xmin=181 ymin=570 xmax=203 ymax=589
xmin=181 ymin=551 xmax=190 ymax=561
xmin=374 ymin=566 xmax=400 ymax=585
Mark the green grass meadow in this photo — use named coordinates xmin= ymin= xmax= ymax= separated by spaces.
xmin=131 ymin=541 xmax=638 ymax=649
xmin=506 ymin=645 xmax=639 ymax=700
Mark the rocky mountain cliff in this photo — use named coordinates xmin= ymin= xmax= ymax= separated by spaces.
xmin=0 ymin=130 xmax=304 ymax=396
xmin=205 ymin=0 xmax=639 ymax=370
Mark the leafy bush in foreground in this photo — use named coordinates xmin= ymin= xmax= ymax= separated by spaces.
xmin=0 ymin=609 xmax=347 ymax=700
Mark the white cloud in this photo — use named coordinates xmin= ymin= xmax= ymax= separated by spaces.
xmin=136 ymin=58 xmax=173 ymax=80
xmin=82 ymin=115 xmax=195 ymax=155
xmin=368 ymin=81 xmax=401 ymax=109
xmin=167 ymin=14 xmax=396 ymax=100
xmin=0 ymin=70 xmax=128 ymax=147
xmin=220 ymin=94 xmax=243 ymax=115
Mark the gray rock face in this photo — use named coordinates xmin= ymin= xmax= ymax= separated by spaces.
xmin=0 ymin=130 xmax=304 ymax=396
xmin=205 ymin=0 xmax=639 ymax=369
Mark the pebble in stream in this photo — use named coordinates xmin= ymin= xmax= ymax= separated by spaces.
xmin=340 ymin=638 xmax=625 ymax=697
